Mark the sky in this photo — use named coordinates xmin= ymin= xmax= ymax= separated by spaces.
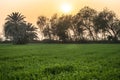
xmin=0 ymin=0 xmax=120 ymax=36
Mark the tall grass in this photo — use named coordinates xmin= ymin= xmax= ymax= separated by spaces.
xmin=0 ymin=44 xmax=120 ymax=80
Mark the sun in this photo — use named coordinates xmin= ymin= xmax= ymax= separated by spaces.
xmin=60 ymin=3 xmax=72 ymax=14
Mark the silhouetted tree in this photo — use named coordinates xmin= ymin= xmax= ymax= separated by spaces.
xmin=25 ymin=23 xmax=38 ymax=41
xmin=94 ymin=9 xmax=120 ymax=41
xmin=72 ymin=15 xmax=86 ymax=41
xmin=111 ymin=19 xmax=120 ymax=41
xmin=36 ymin=7 xmax=120 ymax=43
xmin=76 ymin=6 xmax=97 ymax=40
xmin=4 ymin=12 xmax=37 ymax=44
xmin=50 ymin=14 xmax=59 ymax=40
xmin=55 ymin=15 xmax=72 ymax=42
xmin=37 ymin=16 xmax=52 ymax=40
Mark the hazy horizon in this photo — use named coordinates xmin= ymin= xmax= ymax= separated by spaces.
xmin=0 ymin=0 xmax=120 ymax=35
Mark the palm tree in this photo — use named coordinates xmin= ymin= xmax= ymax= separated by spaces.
xmin=25 ymin=23 xmax=38 ymax=41
xmin=4 ymin=12 xmax=37 ymax=44
xmin=4 ymin=12 xmax=25 ymax=43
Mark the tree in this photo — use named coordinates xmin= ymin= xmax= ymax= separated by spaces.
xmin=76 ymin=6 xmax=97 ymax=40
xmin=111 ymin=19 xmax=120 ymax=41
xmin=4 ymin=12 xmax=37 ymax=44
xmin=94 ymin=9 xmax=120 ymax=41
xmin=37 ymin=14 xmax=73 ymax=42
xmin=25 ymin=23 xmax=38 ymax=41
xmin=55 ymin=15 xmax=72 ymax=42
xmin=50 ymin=14 xmax=58 ymax=40
xmin=37 ymin=16 xmax=51 ymax=40
xmin=72 ymin=15 xmax=86 ymax=41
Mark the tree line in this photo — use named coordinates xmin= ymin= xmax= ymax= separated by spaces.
xmin=3 ymin=6 xmax=120 ymax=44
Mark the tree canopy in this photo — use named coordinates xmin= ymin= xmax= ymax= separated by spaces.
xmin=36 ymin=6 xmax=120 ymax=42
xmin=4 ymin=12 xmax=37 ymax=44
xmin=3 ymin=7 xmax=120 ymax=44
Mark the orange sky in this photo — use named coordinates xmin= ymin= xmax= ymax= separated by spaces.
xmin=0 ymin=0 xmax=120 ymax=34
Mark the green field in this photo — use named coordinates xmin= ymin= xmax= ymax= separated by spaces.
xmin=0 ymin=44 xmax=120 ymax=80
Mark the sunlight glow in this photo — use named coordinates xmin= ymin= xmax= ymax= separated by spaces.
xmin=60 ymin=3 xmax=72 ymax=14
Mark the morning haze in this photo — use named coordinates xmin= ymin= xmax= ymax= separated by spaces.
xmin=0 ymin=0 xmax=120 ymax=80
xmin=0 ymin=0 xmax=120 ymax=33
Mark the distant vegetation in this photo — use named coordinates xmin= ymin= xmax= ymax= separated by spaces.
xmin=0 ymin=44 xmax=120 ymax=79
xmin=1 ymin=6 xmax=120 ymax=44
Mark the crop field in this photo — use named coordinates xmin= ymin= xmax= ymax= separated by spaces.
xmin=0 ymin=44 xmax=120 ymax=80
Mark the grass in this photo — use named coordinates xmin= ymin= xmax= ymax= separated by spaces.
xmin=0 ymin=44 xmax=120 ymax=80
